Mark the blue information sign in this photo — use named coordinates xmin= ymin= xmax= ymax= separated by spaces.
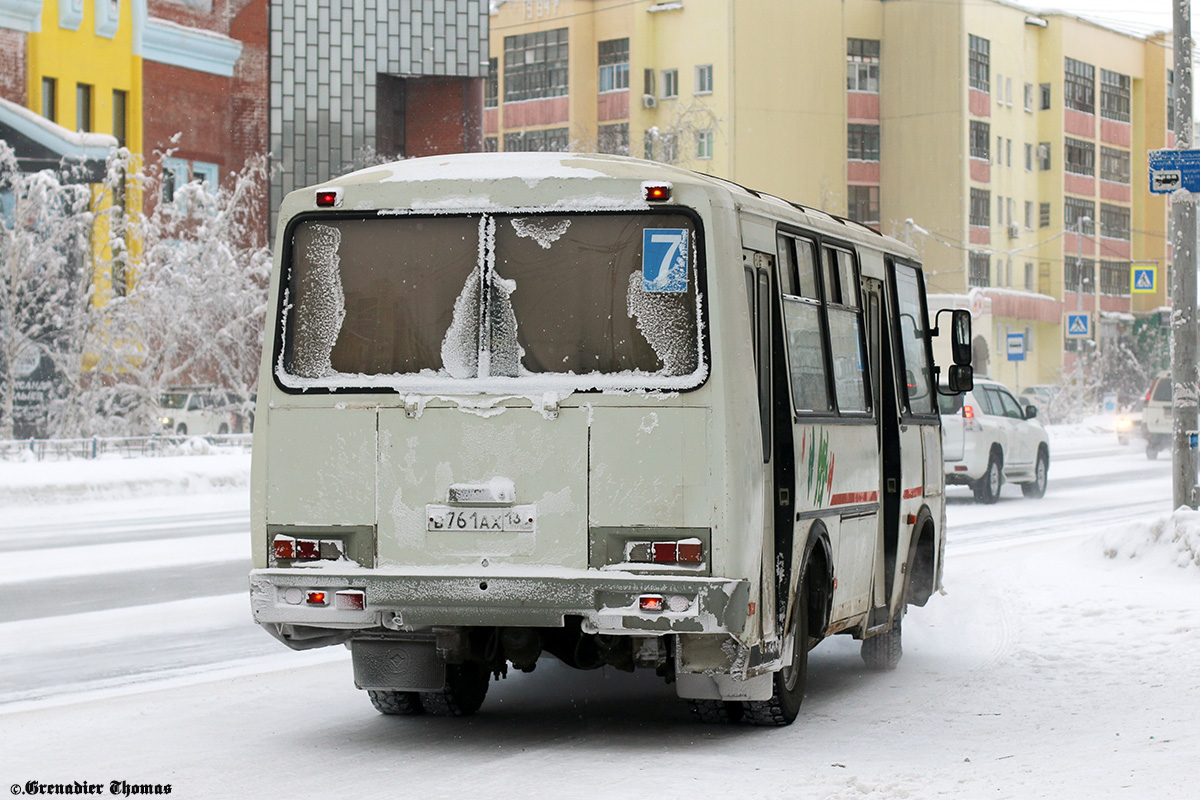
xmin=1007 ymin=333 xmax=1026 ymax=362
xmin=642 ymin=229 xmax=689 ymax=292
xmin=1148 ymin=149 xmax=1200 ymax=193
xmin=1066 ymin=313 xmax=1090 ymax=337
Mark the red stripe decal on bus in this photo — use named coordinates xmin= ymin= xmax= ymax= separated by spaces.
xmin=903 ymin=486 xmax=924 ymax=499
xmin=830 ymin=491 xmax=879 ymax=505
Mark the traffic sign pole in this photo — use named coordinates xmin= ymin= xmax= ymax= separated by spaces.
xmin=1171 ymin=0 xmax=1199 ymax=510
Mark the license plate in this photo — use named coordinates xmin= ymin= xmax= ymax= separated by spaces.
xmin=426 ymin=505 xmax=536 ymax=532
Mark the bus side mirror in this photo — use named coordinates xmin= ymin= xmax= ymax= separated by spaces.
xmin=947 ymin=364 xmax=973 ymax=393
xmin=950 ymin=309 xmax=972 ymax=366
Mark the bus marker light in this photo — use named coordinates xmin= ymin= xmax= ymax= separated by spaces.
xmin=305 ymin=591 xmax=328 ymax=605
xmin=639 ymin=595 xmax=664 ymax=612
xmin=335 ymin=590 xmax=365 ymax=610
xmin=644 ymin=184 xmax=671 ymax=202
xmin=906 ymin=514 xmax=917 ymax=525
xmin=315 ymin=188 xmax=342 ymax=207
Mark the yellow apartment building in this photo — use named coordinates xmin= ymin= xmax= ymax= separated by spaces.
xmin=488 ymin=0 xmax=1174 ymax=392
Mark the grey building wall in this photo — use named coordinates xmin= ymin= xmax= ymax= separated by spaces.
xmin=270 ymin=0 xmax=489 ymax=212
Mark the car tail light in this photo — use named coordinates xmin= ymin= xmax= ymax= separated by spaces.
xmin=962 ymin=405 xmax=975 ymax=419
xmin=962 ymin=404 xmax=982 ymax=432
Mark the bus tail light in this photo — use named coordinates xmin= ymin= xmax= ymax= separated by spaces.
xmin=305 ymin=591 xmax=328 ymax=605
xmin=335 ymin=590 xmax=366 ymax=610
xmin=272 ymin=534 xmax=346 ymax=564
xmin=639 ymin=595 xmax=664 ymax=612
xmin=626 ymin=538 xmax=705 ymax=565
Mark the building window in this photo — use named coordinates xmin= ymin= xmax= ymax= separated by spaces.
xmin=503 ymin=128 xmax=570 ymax=152
xmin=1065 ymin=197 xmax=1095 ymax=234
xmin=1006 ymin=138 xmax=1012 ymax=167
xmin=695 ymin=129 xmax=714 ymax=159
xmin=485 ymin=58 xmax=498 ymax=108
xmin=1025 ymin=201 xmax=1033 ymax=229
xmin=1101 ymin=147 xmax=1131 ymax=184
xmin=598 ymin=122 xmax=630 ymax=156
xmin=598 ymin=38 xmax=630 ymax=93
xmin=1024 ymin=82 xmax=1034 ymax=112
xmin=661 ymin=69 xmax=678 ymax=99
xmin=969 ymin=120 xmax=990 ymax=160
xmin=192 ymin=161 xmax=218 ymax=193
xmin=1038 ymin=142 xmax=1051 ymax=171
xmin=968 ymin=34 xmax=990 ymax=92
xmin=1039 ymin=202 xmax=1051 ymax=228
xmin=847 ymin=124 xmax=880 ymax=161
xmin=1025 ymin=262 xmax=1034 ymax=290
xmin=1040 ymin=82 xmax=1051 ymax=110
xmin=970 ymin=188 xmax=990 ymax=227
xmin=847 ymin=185 xmax=879 ymax=226
xmin=1100 ymin=260 xmax=1131 ymax=296
xmin=1100 ymin=68 xmax=1131 ymax=123
xmin=1064 ymin=57 xmax=1095 ymax=114
xmin=162 ymin=157 xmax=189 ymax=204
xmin=644 ymin=131 xmax=678 ymax=163
xmin=1064 ymin=137 xmax=1095 ymax=176
xmin=1100 ymin=203 xmax=1130 ymax=240
xmin=112 ymin=89 xmax=127 ymax=147
xmin=1025 ymin=142 xmax=1033 ymax=171
xmin=969 ymin=252 xmax=990 ymax=287
xmin=485 ymin=136 xmax=498 ymax=152
xmin=695 ymin=64 xmax=713 ymax=94
xmin=847 ymin=38 xmax=880 ymax=93
xmin=503 ymin=29 xmax=569 ymax=103
xmin=76 ymin=82 xmax=92 ymax=132
xmin=1064 ymin=256 xmax=1094 ymax=293
xmin=41 ymin=77 xmax=56 ymax=122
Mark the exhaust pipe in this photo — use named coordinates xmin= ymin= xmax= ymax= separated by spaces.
xmin=499 ymin=627 xmax=542 ymax=672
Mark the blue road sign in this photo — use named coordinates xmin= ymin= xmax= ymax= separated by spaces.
xmin=1066 ymin=313 xmax=1090 ymax=337
xmin=1132 ymin=266 xmax=1156 ymax=294
xmin=1149 ymin=149 xmax=1200 ymax=193
xmin=642 ymin=228 xmax=689 ymax=292
xmin=1007 ymin=333 xmax=1026 ymax=362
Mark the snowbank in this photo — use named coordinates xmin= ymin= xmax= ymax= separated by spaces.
xmin=1100 ymin=507 xmax=1200 ymax=570
xmin=0 ymin=447 xmax=250 ymax=508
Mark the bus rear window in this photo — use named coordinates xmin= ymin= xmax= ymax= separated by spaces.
xmin=280 ymin=212 xmax=704 ymax=392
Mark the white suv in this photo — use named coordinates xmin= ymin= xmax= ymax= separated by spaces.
xmin=939 ymin=378 xmax=1050 ymax=503
xmin=1141 ymin=372 xmax=1172 ymax=459
xmin=156 ymin=388 xmax=247 ymax=436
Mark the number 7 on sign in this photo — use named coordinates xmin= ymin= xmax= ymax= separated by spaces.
xmin=643 ymin=229 xmax=689 ymax=292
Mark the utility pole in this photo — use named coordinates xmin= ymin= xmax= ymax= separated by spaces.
xmin=1171 ymin=0 xmax=1199 ymax=510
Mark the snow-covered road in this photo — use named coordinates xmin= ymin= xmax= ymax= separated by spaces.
xmin=1 ymin=429 xmax=1196 ymax=799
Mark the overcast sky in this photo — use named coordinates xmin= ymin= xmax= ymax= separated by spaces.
xmin=1032 ymin=0 xmax=1174 ymax=38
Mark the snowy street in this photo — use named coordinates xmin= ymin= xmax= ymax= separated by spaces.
xmin=1 ymin=427 xmax=1197 ymax=798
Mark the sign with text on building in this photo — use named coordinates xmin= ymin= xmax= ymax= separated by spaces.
xmin=1006 ymin=332 xmax=1026 ymax=362
xmin=1066 ymin=313 xmax=1090 ymax=337
xmin=1132 ymin=266 xmax=1157 ymax=294
xmin=1148 ymin=149 xmax=1200 ymax=193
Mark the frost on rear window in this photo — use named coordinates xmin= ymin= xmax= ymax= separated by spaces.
xmin=280 ymin=212 xmax=704 ymax=392
xmin=510 ymin=217 xmax=571 ymax=249
xmin=290 ymin=223 xmax=346 ymax=377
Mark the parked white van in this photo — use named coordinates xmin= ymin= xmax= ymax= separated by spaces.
xmin=248 ymin=153 xmax=971 ymax=725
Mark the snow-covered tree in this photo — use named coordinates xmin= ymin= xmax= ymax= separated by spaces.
xmin=0 ymin=143 xmax=95 ymax=439
xmin=82 ymin=151 xmax=271 ymax=435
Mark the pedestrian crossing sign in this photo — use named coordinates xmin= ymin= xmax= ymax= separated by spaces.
xmin=1131 ymin=266 xmax=1157 ymax=294
xmin=1066 ymin=313 xmax=1090 ymax=337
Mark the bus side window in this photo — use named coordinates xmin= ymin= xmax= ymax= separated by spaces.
xmin=823 ymin=247 xmax=869 ymax=414
xmin=779 ymin=235 xmax=832 ymax=414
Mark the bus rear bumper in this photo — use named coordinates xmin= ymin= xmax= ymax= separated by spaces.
xmin=249 ymin=567 xmax=752 ymax=649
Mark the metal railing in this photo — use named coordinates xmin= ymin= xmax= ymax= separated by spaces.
xmin=0 ymin=434 xmax=253 ymax=462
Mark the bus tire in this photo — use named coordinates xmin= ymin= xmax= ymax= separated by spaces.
xmin=420 ymin=662 xmax=490 ymax=717
xmin=687 ymin=699 xmax=744 ymax=724
xmin=861 ymin=617 xmax=903 ymax=671
xmin=743 ymin=576 xmax=809 ymax=727
xmin=972 ymin=452 xmax=1002 ymax=504
xmin=367 ymin=690 xmax=425 ymax=716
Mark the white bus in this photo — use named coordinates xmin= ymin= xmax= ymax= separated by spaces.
xmin=249 ymin=152 xmax=972 ymax=726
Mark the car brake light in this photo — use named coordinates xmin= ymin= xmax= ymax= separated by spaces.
xmin=963 ymin=405 xmax=975 ymax=419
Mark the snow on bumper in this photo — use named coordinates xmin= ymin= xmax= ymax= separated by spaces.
xmin=249 ymin=567 xmax=751 ymax=640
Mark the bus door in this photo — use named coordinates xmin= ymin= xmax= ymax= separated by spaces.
xmin=745 ymin=249 xmax=796 ymax=645
xmin=863 ymin=276 xmax=902 ymax=625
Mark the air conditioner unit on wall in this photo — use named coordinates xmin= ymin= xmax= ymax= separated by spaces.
xmin=1008 ymin=223 xmax=1020 ymax=239
xmin=642 ymin=94 xmax=657 ymax=109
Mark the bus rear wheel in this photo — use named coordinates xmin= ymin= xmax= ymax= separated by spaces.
xmin=687 ymin=699 xmax=744 ymax=724
xmin=420 ymin=661 xmax=490 ymax=717
xmin=743 ymin=578 xmax=809 ymax=727
xmin=368 ymin=690 xmax=425 ymax=716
